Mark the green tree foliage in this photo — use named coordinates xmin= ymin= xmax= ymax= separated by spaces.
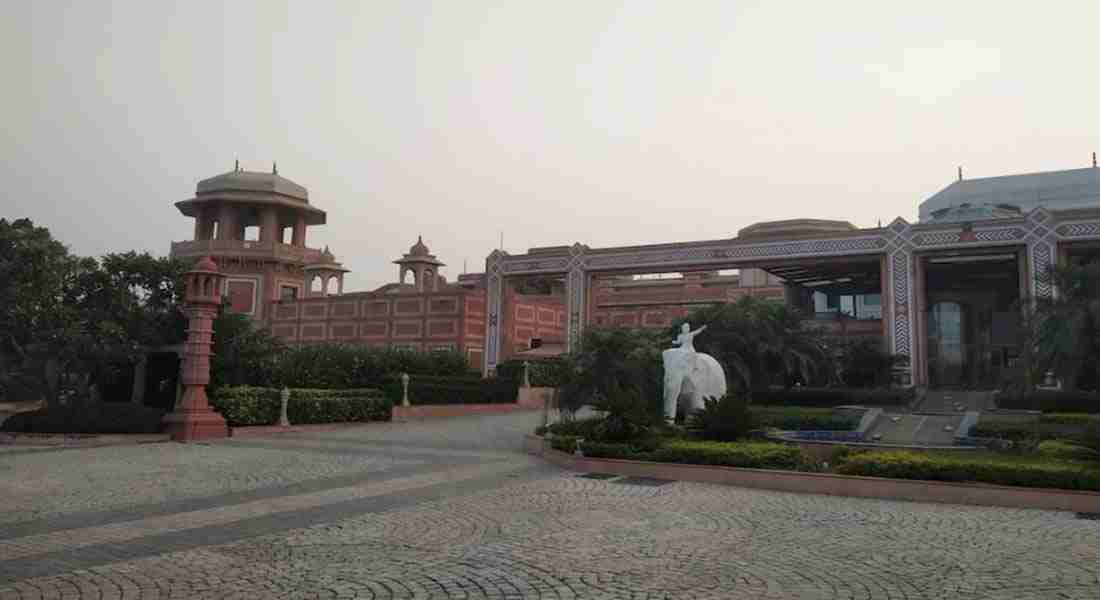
xmin=556 ymin=327 xmax=666 ymax=419
xmin=677 ymin=296 xmax=833 ymax=399
xmin=0 ymin=219 xmax=188 ymax=409
xmin=689 ymin=394 xmax=752 ymax=441
xmin=210 ymin=312 xmax=285 ymax=389
xmin=1036 ymin=261 xmax=1100 ymax=392
xmin=834 ymin=337 xmax=898 ymax=388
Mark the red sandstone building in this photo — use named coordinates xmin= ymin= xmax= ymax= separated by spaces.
xmin=170 ymin=166 xmax=568 ymax=368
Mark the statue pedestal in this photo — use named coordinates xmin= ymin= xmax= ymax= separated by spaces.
xmin=162 ymin=388 xmax=228 ymax=441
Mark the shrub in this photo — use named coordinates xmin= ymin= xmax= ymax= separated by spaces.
xmin=0 ymin=404 xmax=166 ymax=434
xmin=752 ymin=388 xmax=911 ymax=408
xmin=495 ymin=359 xmax=566 ymax=388
xmin=749 ymin=406 xmax=860 ymax=431
xmin=210 ymin=386 xmax=391 ymax=426
xmin=1037 ymin=440 xmax=1100 ymax=461
xmin=382 ymin=374 xmax=518 ymax=406
xmin=836 ymin=450 xmax=1100 ymax=491
xmin=1039 ymin=413 xmax=1095 ymax=425
xmin=690 ymin=395 xmax=752 ymax=441
xmin=969 ymin=421 xmax=1082 ymax=443
xmin=549 ymin=435 xmax=578 ymax=453
xmin=264 ymin=344 xmax=474 ymax=390
xmin=646 ymin=440 xmax=803 ymax=470
xmin=591 ymin=390 xmax=662 ymax=443
xmin=1084 ymin=422 xmax=1100 ymax=454
xmin=542 ymin=416 xmax=606 ymax=439
xmin=995 ymin=390 xmax=1100 ymax=413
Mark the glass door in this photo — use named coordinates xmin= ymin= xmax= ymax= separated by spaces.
xmin=928 ymin=301 xmax=966 ymax=387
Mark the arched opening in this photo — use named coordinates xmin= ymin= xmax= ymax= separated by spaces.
xmin=211 ymin=220 xmax=220 ymax=240
xmin=202 ymin=276 xmax=213 ymax=297
xmin=243 ymin=225 xmax=260 ymax=242
xmin=281 ymin=226 xmax=293 ymax=244
xmin=327 ymin=276 xmax=339 ymax=296
xmin=310 ymin=275 xmax=323 ymax=295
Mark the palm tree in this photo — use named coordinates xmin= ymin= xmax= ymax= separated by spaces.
xmin=680 ymin=296 xmax=832 ymax=401
xmin=1036 ymin=261 xmax=1100 ymax=392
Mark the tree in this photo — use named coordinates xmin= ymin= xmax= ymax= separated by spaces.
xmin=0 ymin=219 xmax=189 ymax=410
xmin=210 ymin=311 xmax=284 ymax=389
xmin=1036 ymin=261 xmax=1100 ymax=392
xmin=557 ymin=328 xmax=666 ymax=420
xmin=677 ymin=296 xmax=833 ymax=400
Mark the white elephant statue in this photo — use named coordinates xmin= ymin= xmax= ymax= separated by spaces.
xmin=662 ymin=323 xmax=727 ymax=422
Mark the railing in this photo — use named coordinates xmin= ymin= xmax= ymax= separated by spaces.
xmin=170 ymin=240 xmax=323 ymax=263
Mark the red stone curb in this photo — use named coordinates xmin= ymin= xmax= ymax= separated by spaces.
xmin=392 ymin=402 xmax=542 ymax=420
xmin=228 ymin=422 xmax=382 ymax=438
xmin=525 ymin=434 xmax=1100 ymax=513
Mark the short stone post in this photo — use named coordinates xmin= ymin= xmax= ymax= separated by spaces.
xmin=279 ymin=386 xmax=291 ymax=427
xmin=162 ymin=256 xmax=229 ymax=442
xmin=400 ymin=372 xmax=411 ymax=407
xmin=522 ymin=360 xmax=531 ymax=388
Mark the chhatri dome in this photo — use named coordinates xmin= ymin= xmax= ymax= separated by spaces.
xmin=394 ymin=236 xmax=445 ymax=292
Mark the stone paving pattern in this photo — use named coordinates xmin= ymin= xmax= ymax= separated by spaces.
xmin=1 ymin=412 xmax=1098 ymax=599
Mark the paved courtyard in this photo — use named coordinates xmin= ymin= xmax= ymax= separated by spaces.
xmin=1 ymin=412 xmax=1097 ymax=599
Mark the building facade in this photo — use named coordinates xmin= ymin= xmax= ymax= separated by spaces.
xmin=481 ymin=165 xmax=1100 ymax=390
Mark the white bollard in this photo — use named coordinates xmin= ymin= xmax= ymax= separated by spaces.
xmin=279 ymin=386 xmax=291 ymax=427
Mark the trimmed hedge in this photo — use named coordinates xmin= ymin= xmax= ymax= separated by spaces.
xmin=752 ymin=388 xmax=911 ymax=408
xmin=382 ymin=374 xmax=518 ymax=406
xmin=968 ymin=421 xmax=1083 ymax=442
xmin=495 ymin=359 xmax=565 ymax=388
xmin=749 ymin=406 xmax=860 ymax=431
xmin=569 ymin=438 xmax=803 ymax=470
xmin=836 ymin=450 xmax=1100 ymax=491
xmin=0 ymin=404 xmax=166 ymax=434
xmin=210 ymin=386 xmax=391 ymax=426
xmin=1037 ymin=440 xmax=1100 ymax=462
xmin=995 ymin=390 xmax=1100 ymax=413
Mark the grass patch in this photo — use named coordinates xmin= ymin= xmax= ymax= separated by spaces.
xmin=836 ymin=449 xmax=1100 ymax=491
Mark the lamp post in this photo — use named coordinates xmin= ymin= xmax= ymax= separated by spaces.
xmin=400 ymin=372 xmax=410 ymax=407
xmin=279 ymin=386 xmax=291 ymax=427
xmin=162 ymin=256 xmax=229 ymax=441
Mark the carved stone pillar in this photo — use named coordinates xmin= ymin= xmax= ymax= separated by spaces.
xmin=565 ymin=243 xmax=589 ymax=352
xmin=259 ymin=207 xmax=279 ymax=243
xmin=483 ymin=251 xmax=504 ymax=376
xmin=884 ymin=219 xmax=916 ymax=387
xmin=162 ymin=256 xmax=229 ymax=441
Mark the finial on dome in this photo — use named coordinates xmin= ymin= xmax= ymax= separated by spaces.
xmin=234 ymin=158 xmax=239 ymax=172
xmin=273 ymin=161 xmax=278 ymax=175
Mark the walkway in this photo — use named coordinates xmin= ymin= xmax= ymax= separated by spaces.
xmin=1 ymin=412 xmax=1097 ymax=599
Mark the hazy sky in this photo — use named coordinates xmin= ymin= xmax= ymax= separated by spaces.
xmin=4 ymin=1 xmax=1098 ymax=291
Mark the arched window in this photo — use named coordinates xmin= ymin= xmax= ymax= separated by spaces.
xmin=281 ymin=226 xmax=293 ymax=244
xmin=310 ymin=275 xmax=323 ymax=294
xmin=243 ymin=225 xmax=260 ymax=242
xmin=327 ymin=276 xmax=339 ymax=296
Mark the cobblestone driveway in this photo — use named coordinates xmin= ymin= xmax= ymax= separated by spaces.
xmin=1 ymin=412 xmax=1097 ymax=599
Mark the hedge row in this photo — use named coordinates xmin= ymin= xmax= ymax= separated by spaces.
xmin=995 ymin=390 xmax=1100 ymax=413
xmin=752 ymin=388 xmax=911 ymax=408
xmin=554 ymin=437 xmax=804 ymax=470
xmin=210 ymin=386 xmax=391 ymax=426
xmin=382 ymin=375 xmax=518 ymax=406
xmin=968 ymin=421 xmax=1084 ymax=442
xmin=252 ymin=344 xmax=475 ymax=390
xmin=836 ymin=450 xmax=1100 ymax=491
xmin=494 ymin=359 xmax=566 ymax=388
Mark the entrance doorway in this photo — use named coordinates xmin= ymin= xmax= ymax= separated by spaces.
xmin=923 ymin=252 xmax=1021 ymax=389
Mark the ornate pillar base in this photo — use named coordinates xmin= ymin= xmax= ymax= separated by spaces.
xmin=162 ymin=388 xmax=228 ymax=441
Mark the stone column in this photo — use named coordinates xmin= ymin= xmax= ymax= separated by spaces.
xmin=483 ymin=251 xmax=504 ymax=376
xmin=337 ymin=274 xmax=344 ymax=295
xmin=162 ymin=257 xmax=229 ymax=441
xmin=217 ymin=205 xmax=237 ymax=240
xmin=130 ymin=355 xmax=147 ymax=405
xmin=292 ymin=214 xmax=306 ymax=247
xmin=565 ymin=244 xmax=588 ymax=353
xmin=259 ymin=207 xmax=279 ymax=243
xmin=886 ymin=248 xmax=916 ymax=387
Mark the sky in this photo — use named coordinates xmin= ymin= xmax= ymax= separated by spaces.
xmin=3 ymin=1 xmax=1098 ymax=291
